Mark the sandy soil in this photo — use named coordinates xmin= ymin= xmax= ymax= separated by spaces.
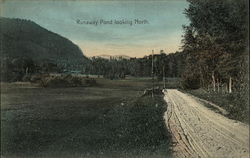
xmin=164 ymin=89 xmax=249 ymax=158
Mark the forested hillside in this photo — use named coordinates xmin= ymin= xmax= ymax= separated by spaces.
xmin=1 ymin=17 xmax=89 ymax=81
xmin=87 ymin=51 xmax=187 ymax=80
xmin=1 ymin=17 xmax=88 ymax=62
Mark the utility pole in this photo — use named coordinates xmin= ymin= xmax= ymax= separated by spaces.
xmin=152 ymin=50 xmax=154 ymax=98
xmin=163 ymin=66 xmax=166 ymax=89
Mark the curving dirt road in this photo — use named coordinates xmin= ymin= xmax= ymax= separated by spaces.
xmin=163 ymin=89 xmax=249 ymax=158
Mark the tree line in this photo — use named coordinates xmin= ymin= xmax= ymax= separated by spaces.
xmin=181 ymin=0 xmax=248 ymax=93
xmin=85 ymin=51 xmax=186 ymax=80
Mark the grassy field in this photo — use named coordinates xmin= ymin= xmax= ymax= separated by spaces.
xmin=1 ymin=78 xmax=172 ymax=158
xmin=184 ymin=88 xmax=249 ymax=123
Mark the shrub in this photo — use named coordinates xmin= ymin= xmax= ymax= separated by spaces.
xmin=37 ymin=74 xmax=97 ymax=88
xmin=69 ymin=76 xmax=83 ymax=86
xmin=30 ymin=74 xmax=46 ymax=83
xmin=185 ymin=88 xmax=249 ymax=123
xmin=226 ymin=89 xmax=249 ymax=122
xmin=22 ymin=74 xmax=32 ymax=82
xmin=42 ymin=77 xmax=71 ymax=87
xmin=181 ymin=74 xmax=200 ymax=89
xmin=84 ymin=78 xmax=97 ymax=86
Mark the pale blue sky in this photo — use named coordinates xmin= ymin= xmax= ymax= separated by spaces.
xmin=2 ymin=0 xmax=189 ymax=57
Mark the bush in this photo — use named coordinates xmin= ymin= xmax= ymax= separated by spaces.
xmin=22 ymin=74 xmax=32 ymax=82
xmin=30 ymin=74 xmax=46 ymax=83
xmin=226 ymin=90 xmax=249 ymax=122
xmin=185 ymin=88 xmax=249 ymax=123
xmin=69 ymin=77 xmax=83 ymax=86
xmin=41 ymin=77 xmax=71 ymax=87
xmin=63 ymin=74 xmax=83 ymax=86
xmin=37 ymin=74 xmax=97 ymax=88
xmin=84 ymin=78 xmax=97 ymax=86
xmin=143 ymin=87 xmax=164 ymax=97
xmin=181 ymin=74 xmax=200 ymax=89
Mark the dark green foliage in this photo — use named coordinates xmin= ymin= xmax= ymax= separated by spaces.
xmin=186 ymin=88 xmax=249 ymax=123
xmin=41 ymin=77 xmax=71 ymax=88
xmin=99 ymin=95 xmax=172 ymax=155
xmin=226 ymin=87 xmax=249 ymax=122
xmin=142 ymin=87 xmax=164 ymax=97
xmin=126 ymin=96 xmax=169 ymax=151
xmin=181 ymin=73 xmax=200 ymax=89
xmin=89 ymin=51 xmax=187 ymax=80
xmin=89 ymin=57 xmax=132 ymax=79
xmin=1 ymin=17 xmax=88 ymax=62
xmin=1 ymin=17 xmax=90 ymax=81
xmin=181 ymin=0 xmax=249 ymax=122
xmin=1 ymin=57 xmax=36 ymax=81
xmin=84 ymin=78 xmax=97 ymax=86
xmin=182 ymin=0 xmax=248 ymax=90
xmin=38 ymin=74 xmax=96 ymax=88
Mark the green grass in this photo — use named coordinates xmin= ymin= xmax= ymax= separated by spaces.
xmin=184 ymin=88 xmax=249 ymax=123
xmin=1 ymin=79 xmax=172 ymax=158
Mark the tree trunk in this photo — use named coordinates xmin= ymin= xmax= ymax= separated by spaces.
xmin=163 ymin=66 xmax=166 ymax=89
xmin=217 ymin=78 xmax=220 ymax=92
xmin=212 ymin=71 xmax=216 ymax=92
xmin=151 ymin=50 xmax=154 ymax=98
xmin=25 ymin=67 xmax=29 ymax=75
xmin=229 ymin=76 xmax=232 ymax=93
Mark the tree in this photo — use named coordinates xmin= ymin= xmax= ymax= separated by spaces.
xmin=182 ymin=0 xmax=248 ymax=92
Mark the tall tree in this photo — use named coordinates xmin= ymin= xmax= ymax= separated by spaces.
xmin=182 ymin=0 xmax=248 ymax=91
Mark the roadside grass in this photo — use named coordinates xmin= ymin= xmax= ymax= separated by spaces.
xmin=1 ymin=79 xmax=172 ymax=158
xmin=98 ymin=95 xmax=171 ymax=156
xmin=184 ymin=88 xmax=249 ymax=123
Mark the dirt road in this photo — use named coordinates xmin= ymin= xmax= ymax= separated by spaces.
xmin=164 ymin=89 xmax=249 ymax=158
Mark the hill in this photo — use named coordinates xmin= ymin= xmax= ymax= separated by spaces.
xmin=0 ymin=17 xmax=88 ymax=65
xmin=0 ymin=17 xmax=90 ymax=81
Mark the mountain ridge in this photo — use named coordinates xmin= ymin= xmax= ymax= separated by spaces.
xmin=1 ymin=17 xmax=88 ymax=64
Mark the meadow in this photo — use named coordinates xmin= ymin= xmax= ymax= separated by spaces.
xmin=1 ymin=78 xmax=172 ymax=158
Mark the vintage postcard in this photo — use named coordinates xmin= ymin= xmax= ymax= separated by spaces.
xmin=1 ymin=0 xmax=249 ymax=157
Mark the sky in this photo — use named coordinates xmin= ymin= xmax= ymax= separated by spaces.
xmin=2 ymin=0 xmax=189 ymax=57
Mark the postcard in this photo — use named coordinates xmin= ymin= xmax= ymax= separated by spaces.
xmin=1 ymin=0 xmax=249 ymax=157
